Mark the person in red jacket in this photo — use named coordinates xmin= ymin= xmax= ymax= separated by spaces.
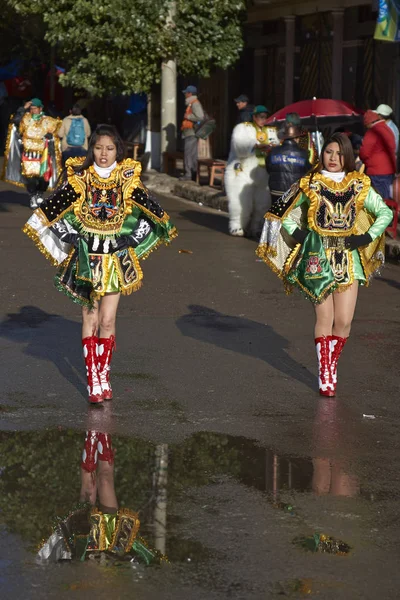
xmin=359 ymin=110 xmax=396 ymax=199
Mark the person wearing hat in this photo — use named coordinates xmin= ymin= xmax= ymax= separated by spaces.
xmin=234 ymin=94 xmax=254 ymax=124
xmin=225 ymin=105 xmax=279 ymax=237
xmin=359 ymin=109 xmax=396 ymax=200
xmin=375 ymin=103 xmax=399 ymax=154
xmin=2 ymin=97 xmax=62 ymax=208
xmin=180 ymin=85 xmax=204 ymax=181
xmin=266 ymin=124 xmax=311 ymax=206
xmin=285 ymin=112 xmax=318 ymax=165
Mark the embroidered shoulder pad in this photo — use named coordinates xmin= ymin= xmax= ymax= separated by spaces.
xmin=269 ymin=181 xmax=300 ymax=218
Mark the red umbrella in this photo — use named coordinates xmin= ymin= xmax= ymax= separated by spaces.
xmin=266 ymin=98 xmax=362 ymax=124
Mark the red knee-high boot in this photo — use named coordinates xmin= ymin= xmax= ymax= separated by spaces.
xmin=97 ymin=432 xmax=114 ymax=465
xmin=81 ymin=430 xmax=99 ymax=472
xmin=98 ymin=335 xmax=116 ymax=400
xmin=315 ymin=336 xmax=335 ymax=397
xmin=329 ymin=335 xmax=348 ymax=391
xmin=82 ymin=336 xmax=103 ymax=404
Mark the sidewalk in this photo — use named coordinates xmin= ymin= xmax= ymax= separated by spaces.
xmin=143 ymin=169 xmax=400 ymax=259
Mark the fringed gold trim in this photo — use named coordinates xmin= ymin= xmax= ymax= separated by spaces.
xmin=0 ymin=120 xmax=15 ymax=182
xmin=289 ymin=273 xmax=338 ymax=304
xmin=302 ymin=171 xmax=370 ymax=237
xmin=256 ymin=243 xmax=277 ymax=259
xmin=22 ymin=223 xmax=72 ymax=267
xmin=89 ymin=510 xmax=108 ymax=551
xmin=139 ymin=227 xmax=178 ymax=261
xmin=109 ymin=508 xmax=140 ymax=553
xmin=111 ymin=248 xmax=144 ymax=295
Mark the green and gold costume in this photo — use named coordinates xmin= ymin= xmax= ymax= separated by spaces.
xmin=256 ymin=171 xmax=392 ymax=303
xmin=38 ymin=505 xmax=166 ymax=565
xmin=23 ymin=157 xmax=177 ymax=306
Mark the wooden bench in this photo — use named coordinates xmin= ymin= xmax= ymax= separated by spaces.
xmin=196 ymin=159 xmax=227 ymax=188
xmin=124 ymin=142 xmax=144 ymax=161
xmin=163 ymin=151 xmax=184 ymax=176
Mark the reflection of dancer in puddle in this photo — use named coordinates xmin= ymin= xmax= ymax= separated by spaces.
xmin=257 ymin=133 xmax=392 ymax=396
xmin=23 ymin=124 xmax=176 ymax=404
xmin=312 ymin=399 xmax=359 ymax=497
xmin=38 ymin=429 xmax=165 ymax=564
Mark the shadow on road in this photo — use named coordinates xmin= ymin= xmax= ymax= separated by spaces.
xmin=176 ymin=304 xmax=316 ymax=391
xmin=379 ymin=276 xmax=400 ymax=290
xmin=0 ymin=189 xmax=29 ymax=210
xmin=0 ymin=305 xmax=85 ymax=398
xmin=178 ymin=209 xmax=229 ymax=235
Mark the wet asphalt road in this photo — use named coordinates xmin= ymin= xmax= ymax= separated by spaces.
xmin=0 ymin=181 xmax=400 ymax=599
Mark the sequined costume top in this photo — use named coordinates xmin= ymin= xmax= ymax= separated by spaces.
xmin=19 ymin=112 xmax=61 ymax=178
xmin=23 ymin=157 xmax=177 ymax=307
xmin=256 ymin=171 xmax=392 ymax=303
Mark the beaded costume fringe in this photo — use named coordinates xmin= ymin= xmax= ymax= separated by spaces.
xmin=22 ymin=223 xmax=71 ymax=268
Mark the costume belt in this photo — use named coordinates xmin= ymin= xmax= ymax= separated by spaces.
xmin=322 ymin=236 xmax=348 ymax=250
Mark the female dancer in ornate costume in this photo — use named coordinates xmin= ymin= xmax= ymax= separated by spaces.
xmin=256 ymin=133 xmax=392 ymax=396
xmin=2 ymin=98 xmax=62 ymax=208
xmin=23 ymin=125 xmax=177 ymax=404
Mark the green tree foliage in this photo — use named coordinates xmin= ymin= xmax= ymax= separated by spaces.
xmin=7 ymin=0 xmax=246 ymax=95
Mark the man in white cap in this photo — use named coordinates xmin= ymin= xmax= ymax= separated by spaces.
xmin=376 ymin=104 xmax=399 ymax=154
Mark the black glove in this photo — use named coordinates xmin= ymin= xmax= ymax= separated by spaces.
xmin=344 ymin=233 xmax=372 ymax=251
xmin=44 ymin=132 xmax=53 ymax=140
xmin=115 ymin=235 xmax=138 ymax=251
xmin=60 ymin=232 xmax=82 ymax=248
xmin=291 ymin=228 xmax=309 ymax=244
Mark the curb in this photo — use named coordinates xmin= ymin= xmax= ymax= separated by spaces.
xmin=143 ymin=170 xmax=228 ymax=212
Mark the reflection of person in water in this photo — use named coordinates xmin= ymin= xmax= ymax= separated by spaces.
xmin=38 ymin=428 xmax=166 ymax=564
xmin=311 ymin=399 xmax=359 ymax=497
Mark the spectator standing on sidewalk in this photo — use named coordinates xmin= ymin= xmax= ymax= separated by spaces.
xmin=180 ymin=85 xmax=204 ymax=181
xmin=266 ymin=124 xmax=311 ymax=206
xmin=375 ymin=103 xmax=399 ymax=155
xmin=234 ymin=94 xmax=254 ymax=124
xmin=359 ymin=110 xmax=396 ymax=199
xmin=58 ymin=103 xmax=91 ymax=166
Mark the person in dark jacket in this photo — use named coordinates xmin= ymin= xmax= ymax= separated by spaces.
xmin=266 ymin=125 xmax=311 ymax=205
xmin=234 ymin=94 xmax=254 ymax=124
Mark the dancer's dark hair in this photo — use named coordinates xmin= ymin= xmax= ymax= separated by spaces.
xmin=310 ymin=132 xmax=355 ymax=180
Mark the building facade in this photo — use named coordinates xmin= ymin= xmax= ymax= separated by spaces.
xmin=197 ymin=0 xmax=400 ymax=158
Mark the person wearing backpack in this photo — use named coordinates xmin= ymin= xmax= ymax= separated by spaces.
xmin=59 ymin=103 xmax=91 ymax=166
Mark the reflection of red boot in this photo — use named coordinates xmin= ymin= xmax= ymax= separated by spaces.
xmin=98 ymin=336 xmax=116 ymax=400
xmin=81 ymin=430 xmax=99 ymax=472
xmin=82 ymin=336 xmax=103 ymax=404
xmin=315 ymin=336 xmax=335 ymax=397
xmin=97 ymin=433 xmax=114 ymax=465
xmin=330 ymin=335 xmax=348 ymax=391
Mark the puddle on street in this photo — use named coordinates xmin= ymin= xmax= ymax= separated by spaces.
xmin=0 ymin=426 xmax=360 ymax=561
xmin=1 ymin=399 xmax=388 ymax=598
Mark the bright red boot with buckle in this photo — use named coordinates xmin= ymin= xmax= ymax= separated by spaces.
xmin=82 ymin=336 xmax=103 ymax=404
xmin=97 ymin=432 xmax=115 ymax=465
xmin=329 ymin=335 xmax=348 ymax=391
xmin=98 ymin=335 xmax=116 ymax=400
xmin=81 ymin=430 xmax=99 ymax=472
xmin=315 ymin=336 xmax=335 ymax=397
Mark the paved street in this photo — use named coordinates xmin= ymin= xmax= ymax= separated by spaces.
xmin=1 ymin=181 xmax=400 ymax=599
